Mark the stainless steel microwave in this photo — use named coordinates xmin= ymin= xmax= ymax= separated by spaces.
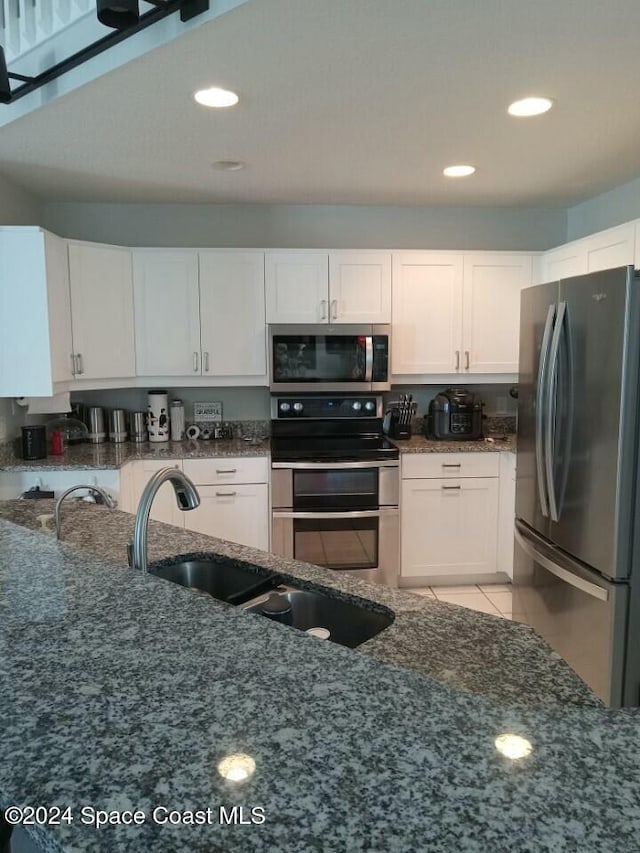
xmin=268 ymin=324 xmax=391 ymax=392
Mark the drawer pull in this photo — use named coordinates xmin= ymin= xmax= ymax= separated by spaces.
xmin=216 ymin=491 xmax=237 ymax=497
xmin=442 ymin=463 xmax=461 ymax=468
xmin=216 ymin=468 xmax=237 ymax=474
xmin=442 ymin=485 xmax=461 ymax=490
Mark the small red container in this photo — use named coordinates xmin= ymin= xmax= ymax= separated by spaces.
xmin=50 ymin=429 xmax=65 ymax=455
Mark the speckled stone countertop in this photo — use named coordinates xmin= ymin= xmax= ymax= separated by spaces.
xmin=4 ymin=501 xmax=640 ymax=852
xmin=0 ymin=437 xmax=270 ymax=471
xmin=393 ymin=433 xmax=517 ymax=453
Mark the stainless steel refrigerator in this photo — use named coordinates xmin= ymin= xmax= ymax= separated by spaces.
xmin=513 ymin=266 xmax=640 ymax=707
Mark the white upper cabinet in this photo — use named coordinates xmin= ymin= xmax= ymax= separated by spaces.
xmin=199 ymin=251 xmax=266 ymax=377
xmin=540 ymin=220 xmax=637 ymax=284
xmin=68 ymin=242 xmax=135 ymax=380
xmin=265 ymin=250 xmax=391 ymax=324
xmin=539 ymin=241 xmax=588 ymax=284
xmin=392 ymin=252 xmax=463 ymax=374
xmin=462 ymin=253 xmax=532 ymax=374
xmin=328 ymin=252 xmax=392 ymax=323
xmin=392 ymin=251 xmax=531 ymax=377
xmin=133 ymin=250 xmax=201 ymax=377
xmin=265 ymin=251 xmax=328 ymax=323
xmin=585 ymin=222 xmax=635 ymax=273
xmin=0 ymin=227 xmax=73 ymax=396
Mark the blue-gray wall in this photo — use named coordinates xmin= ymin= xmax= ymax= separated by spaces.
xmin=43 ymin=202 xmax=566 ymax=251
xmin=567 ymin=176 xmax=640 ymax=242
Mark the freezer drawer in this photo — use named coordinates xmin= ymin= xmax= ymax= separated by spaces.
xmin=513 ymin=522 xmax=628 ymax=706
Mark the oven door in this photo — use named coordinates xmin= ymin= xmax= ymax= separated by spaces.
xmin=269 ymin=324 xmax=390 ymax=392
xmin=272 ymin=508 xmax=399 ymax=586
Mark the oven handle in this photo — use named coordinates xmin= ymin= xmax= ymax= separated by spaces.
xmin=365 ymin=335 xmax=374 ymax=383
xmin=271 ymin=460 xmax=399 ymax=470
xmin=272 ymin=508 xmax=398 ymax=520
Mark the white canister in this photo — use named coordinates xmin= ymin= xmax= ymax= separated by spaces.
xmin=147 ymin=390 xmax=169 ymax=443
xmin=170 ymin=399 xmax=185 ymax=442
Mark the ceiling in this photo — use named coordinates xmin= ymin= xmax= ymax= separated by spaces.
xmin=1 ymin=0 xmax=640 ymax=207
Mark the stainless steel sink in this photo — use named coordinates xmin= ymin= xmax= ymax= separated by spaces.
xmin=242 ymin=587 xmax=394 ymax=648
xmin=148 ymin=558 xmax=281 ymax=605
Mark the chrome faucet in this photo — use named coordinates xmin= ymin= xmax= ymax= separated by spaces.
xmin=55 ymin=485 xmax=116 ymax=540
xmin=129 ymin=466 xmax=200 ymax=573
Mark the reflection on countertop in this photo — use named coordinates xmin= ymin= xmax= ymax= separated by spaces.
xmin=3 ymin=500 xmax=640 ymax=853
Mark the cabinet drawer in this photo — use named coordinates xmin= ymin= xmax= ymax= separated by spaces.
xmin=184 ymin=484 xmax=269 ymax=550
xmin=183 ymin=457 xmax=269 ymax=485
xmin=402 ymin=452 xmax=499 ymax=479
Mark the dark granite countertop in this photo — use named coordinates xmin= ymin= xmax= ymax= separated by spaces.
xmin=394 ymin=434 xmax=516 ymax=454
xmin=3 ymin=500 xmax=640 ymax=853
xmin=0 ymin=437 xmax=270 ymax=471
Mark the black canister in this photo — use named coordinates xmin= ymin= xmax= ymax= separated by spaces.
xmin=21 ymin=425 xmax=47 ymax=460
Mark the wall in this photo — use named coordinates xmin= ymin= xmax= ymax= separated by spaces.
xmin=567 ymin=175 xmax=640 ymax=242
xmin=0 ymin=172 xmax=42 ymax=224
xmin=43 ymin=202 xmax=567 ymax=251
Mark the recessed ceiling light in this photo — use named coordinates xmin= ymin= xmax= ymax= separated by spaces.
xmin=443 ymin=164 xmax=476 ymax=178
xmin=494 ymin=733 xmax=533 ymax=759
xmin=211 ymin=160 xmax=245 ymax=171
xmin=194 ymin=87 xmax=239 ymax=108
xmin=508 ymin=97 xmax=553 ymax=117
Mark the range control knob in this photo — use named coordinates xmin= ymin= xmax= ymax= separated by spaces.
xmin=279 ymin=402 xmax=291 ymax=413
xmin=364 ymin=401 xmax=375 ymax=412
xmin=293 ymin=402 xmax=304 ymax=413
xmin=352 ymin=401 xmax=362 ymax=411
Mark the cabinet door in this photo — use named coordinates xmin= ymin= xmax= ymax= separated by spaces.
xmin=0 ymin=228 xmax=73 ymax=396
xmin=540 ymin=242 xmax=587 ymax=284
xmin=391 ymin=252 xmax=463 ymax=375
xmin=199 ymin=251 xmax=266 ymax=377
xmin=497 ymin=452 xmax=517 ymax=580
xmin=462 ymin=253 xmax=532 ymax=374
xmin=68 ymin=243 xmax=135 ymax=380
xmin=585 ymin=222 xmax=635 ymax=273
xmin=329 ymin=251 xmax=391 ymax=323
xmin=401 ymin=477 xmax=499 ymax=578
xmin=265 ymin=251 xmax=329 ymax=323
xmin=133 ymin=250 xmax=201 ymax=376
xmin=130 ymin=460 xmax=185 ymax=527
xmin=184 ymin=484 xmax=269 ymax=550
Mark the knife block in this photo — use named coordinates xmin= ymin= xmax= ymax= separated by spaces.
xmin=388 ymin=412 xmax=412 ymax=440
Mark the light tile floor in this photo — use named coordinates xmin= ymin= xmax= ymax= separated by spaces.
xmin=411 ymin=584 xmax=513 ymax=619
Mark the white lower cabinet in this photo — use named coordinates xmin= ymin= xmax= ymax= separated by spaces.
xmin=497 ymin=452 xmax=517 ymax=580
xmin=400 ymin=452 xmax=501 ymax=583
xmin=123 ymin=457 xmax=270 ymax=551
xmin=183 ymin=457 xmax=269 ymax=550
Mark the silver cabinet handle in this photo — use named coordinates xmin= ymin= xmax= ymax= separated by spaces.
xmin=465 ymin=350 xmax=470 ymax=370
xmin=216 ymin=491 xmax=237 ymax=497
xmin=70 ymin=353 xmax=76 ymax=376
xmin=75 ymin=353 xmax=83 ymax=375
xmin=320 ymin=300 xmax=327 ymax=320
xmin=204 ymin=351 xmax=210 ymax=372
xmin=442 ymin=463 xmax=461 ymax=468
xmin=455 ymin=350 xmax=460 ymax=370
xmin=216 ymin=468 xmax=237 ymax=474
xmin=331 ymin=299 xmax=338 ymax=321
xmin=442 ymin=484 xmax=461 ymax=490
xmin=193 ymin=352 xmax=199 ymax=373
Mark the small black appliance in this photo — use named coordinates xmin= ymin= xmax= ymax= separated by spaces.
xmin=425 ymin=388 xmax=484 ymax=440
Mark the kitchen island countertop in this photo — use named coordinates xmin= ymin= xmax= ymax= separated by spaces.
xmin=3 ymin=499 xmax=640 ymax=853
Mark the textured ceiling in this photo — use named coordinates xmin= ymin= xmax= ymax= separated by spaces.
xmin=1 ymin=0 xmax=639 ymax=206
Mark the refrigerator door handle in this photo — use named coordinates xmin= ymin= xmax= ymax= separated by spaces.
xmin=536 ymin=303 xmax=556 ymax=518
xmin=514 ymin=525 xmax=609 ymax=602
xmin=545 ymin=300 xmax=567 ymax=523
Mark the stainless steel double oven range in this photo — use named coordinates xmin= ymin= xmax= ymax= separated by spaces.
xmin=270 ymin=396 xmax=399 ymax=586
